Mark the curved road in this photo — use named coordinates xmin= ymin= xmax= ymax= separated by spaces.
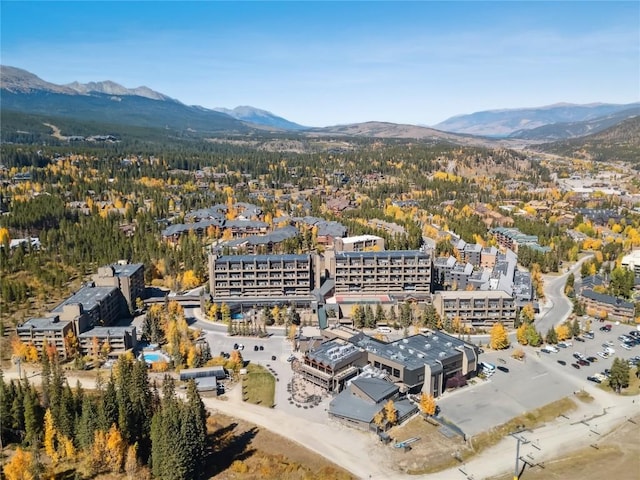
xmin=536 ymin=254 xmax=593 ymax=334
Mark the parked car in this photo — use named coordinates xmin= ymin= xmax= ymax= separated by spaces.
xmin=497 ymin=366 xmax=509 ymax=373
xmin=621 ymin=343 xmax=632 ymax=350
xmin=573 ymin=352 xmax=584 ymax=360
xmin=577 ymin=359 xmax=590 ymax=366
xmin=583 ymin=332 xmax=595 ymax=339
xmin=571 ymin=363 xmax=581 ymax=369
xmin=216 ymin=383 xmax=225 ymax=395
xmin=586 ymin=356 xmax=598 ymax=363
xmin=557 ymin=342 xmax=568 ymax=348
xmin=233 ymin=343 xmax=239 ymax=350
xmin=587 ymin=376 xmax=602 ymax=384
xmin=271 ymin=355 xmax=277 ymax=361
xmin=254 ymin=345 xmax=259 ymax=351
xmin=600 ymin=324 xmax=612 ymax=332
xmin=575 ymin=337 xmax=585 ymax=342
xmin=557 ymin=360 xmax=567 ymax=366
xmin=597 ymin=351 xmax=610 ymax=359
xmin=559 ymin=340 xmax=573 ymax=347
xmin=287 ymin=354 xmax=296 ymax=362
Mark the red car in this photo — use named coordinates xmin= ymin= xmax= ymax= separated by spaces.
xmin=600 ymin=324 xmax=612 ymax=332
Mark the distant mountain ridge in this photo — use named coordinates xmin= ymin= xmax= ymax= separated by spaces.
xmin=0 ymin=65 xmax=303 ymax=132
xmin=536 ymin=116 xmax=640 ymax=164
xmin=434 ymin=102 xmax=640 ymax=137
xmin=214 ymin=106 xmax=307 ymax=130
xmin=509 ymin=107 xmax=640 ymax=141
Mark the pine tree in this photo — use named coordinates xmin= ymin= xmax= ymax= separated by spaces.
xmin=77 ymin=396 xmax=99 ymax=450
xmin=101 ymin=377 xmax=119 ymax=431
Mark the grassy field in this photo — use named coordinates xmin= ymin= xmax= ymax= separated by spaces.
xmin=598 ymin=371 xmax=640 ymax=396
xmin=242 ymin=364 xmax=276 ymax=408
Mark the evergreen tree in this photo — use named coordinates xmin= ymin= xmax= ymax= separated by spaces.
xmin=77 ymin=395 xmax=99 ymax=450
xmin=100 ymin=377 xmax=119 ymax=431
xmin=545 ymin=327 xmax=558 ymax=344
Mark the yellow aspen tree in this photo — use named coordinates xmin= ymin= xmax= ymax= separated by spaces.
xmin=373 ymin=411 xmax=385 ymax=430
xmin=419 ymin=393 xmax=437 ymax=416
xmin=105 ymin=424 xmax=126 ymax=473
xmin=44 ymin=409 xmax=59 ymax=464
xmin=384 ymin=400 xmax=397 ymax=425
xmin=489 ymin=322 xmax=510 ymax=350
xmin=3 ymin=447 xmax=35 ymax=480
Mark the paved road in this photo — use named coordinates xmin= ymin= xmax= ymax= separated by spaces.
xmin=536 ymin=254 xmax=593 ymax=334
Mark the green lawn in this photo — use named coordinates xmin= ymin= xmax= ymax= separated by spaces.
xmin=242 ymin=363 xmax=276 ymax=408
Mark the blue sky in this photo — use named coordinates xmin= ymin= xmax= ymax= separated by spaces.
xmin=1 ymin=1 xmax=638 ymax=127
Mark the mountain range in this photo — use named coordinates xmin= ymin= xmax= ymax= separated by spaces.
xmin=434 ymin=102 xmax=640 ymax=138
xmin=1 ymin=65 xmax=638 ymax=145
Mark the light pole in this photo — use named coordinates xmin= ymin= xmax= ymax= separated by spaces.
xmin=510 ymin=428 xmax=530 ymax=480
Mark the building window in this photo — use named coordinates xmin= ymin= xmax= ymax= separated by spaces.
xmin=374 ymin=361 xmax=381 ymax=369
xmin=392 ymin=368 xmax=400 ymax=377
xmin=418 ymin=374 xmax=424 ymax=381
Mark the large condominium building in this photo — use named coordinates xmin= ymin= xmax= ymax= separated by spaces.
xmin=432 ymin=290 xmax=517 ymax=328
xmin=209 ymin=253 xmax=315 ymax=299
xmin=579 ymin=289 xmax=635 ymax=323
xmin=93 ymin=262 xmax=145 ymax=312
xmin=16 ymin=316 xmax=73 ymax=358
xmin=17 ymin=263 xmax=143 ymax=359
xmin=490 ymin=227 xmax=543 ymax=253
xmin=52 ymin=285 xmax=125 ymax=327
xmin=325 ymin=250 xmax=432 ymax=299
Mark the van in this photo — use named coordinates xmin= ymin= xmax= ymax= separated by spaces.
xmin=480 ymin=362 xmax=496 ymax=373
xmin=377 ymin=326 xmax=392 ymax=334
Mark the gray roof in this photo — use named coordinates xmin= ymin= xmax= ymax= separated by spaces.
xmin=224 ymin=219 xmax=268 ymax=229
xmin=53 ymin=286 xmax=119 ymax=314
xmin=162 ymin=218 xmax=223 ymax=237
xmin=434 ymin=256 xmax=457 ymax=268
xmin=18 ymin=317 xmax=70 ymax=331
xmin=108 ymin=263 xmax=144 ymax=278
xmin=306 ymin=339 xmax=362 ymax=370
xmin=350 ymin=332 xmax=473 ymax=372
xmin=351 ymin=376 xmax=398 ymax=403
xmin=581 ymin=289 xmax=634 ymax=309
xmin=464 ymin=243 xmax=482 ymax=253
xmin=78 ymin=325 xmax=136 ymax=338
xmin=513 ymin=270 xmax=533 ymax=301
xmin=184 ymin=208 xmax=226 ymax=222
xmin=214 ymin=227 xmax=299 ymax=252
xmin=329 ymin=387 xmax=415 ymax=424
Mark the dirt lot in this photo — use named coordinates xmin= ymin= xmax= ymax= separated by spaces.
xmin=206 ymin=413 xmax=354 ymax=480
xmin=487 ymin=415 xmax=640 ymax=480
xmin=378 ymin=415 xmax=469 ymax=474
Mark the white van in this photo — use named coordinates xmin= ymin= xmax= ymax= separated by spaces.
xmin=377 ymin=326 xmax=392 ymax=334
xmin=480 ymin=362 xmax=496 ymax=373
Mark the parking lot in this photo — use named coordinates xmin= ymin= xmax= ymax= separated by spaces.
xmin=534 ymin=322 xmax=640 ymax=384
xmin=437 ymin=322 xmax=640 ymax=437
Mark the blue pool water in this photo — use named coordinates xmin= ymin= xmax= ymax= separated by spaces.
xmin=140 ymin=352 xmax=170 ymax=363
xmin=231 ymin=313 xmax=244 ymax=320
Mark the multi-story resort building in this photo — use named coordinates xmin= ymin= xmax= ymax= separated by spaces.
xmin=432 ymin=290 xmax=518 ymax=328
xmin=93 ymin=262 xmax=145 ymax=312
xmin=490 ymin=227 xmax=549 ymax=254
xmin=579 ymin=289 xmax=635 ymax=323
xmin=16 ymin=262 xmax=142 ymax=358
xmin=304 ymin=327 xmax=479 ymax=396
xmin=325 ymin=250 xmax=432 ymax=299
xmin=208 ymin=253 xmax=316 ymax=299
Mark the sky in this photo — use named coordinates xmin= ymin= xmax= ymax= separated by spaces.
xmin=1 ymin=1 xmax=639 ymax=127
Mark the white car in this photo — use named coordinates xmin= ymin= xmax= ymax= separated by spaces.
xmin=560 ymin=340 xmax=573 ymax=347
xmin=597 ymin=351 xmax=610 ymax=359
xmin=604 ymin=346 xmax=615 ymax=354
xmin=621 ymin=343 xmax=632 ymax=350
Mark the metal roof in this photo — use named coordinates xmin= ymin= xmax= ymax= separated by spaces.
xmin=53 ymin=286 xmax=119 ymax=314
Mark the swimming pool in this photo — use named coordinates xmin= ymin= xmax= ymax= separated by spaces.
xmin=139 ymin=351 xmax=170 ymax=363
